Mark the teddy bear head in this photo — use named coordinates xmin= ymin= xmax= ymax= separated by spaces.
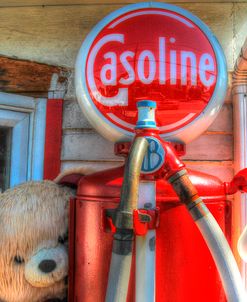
xmin=0 ymin=181 xmax=73 ymax=302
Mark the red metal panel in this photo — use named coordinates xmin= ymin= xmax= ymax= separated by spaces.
xmin=73 ymin=200 xmax=117 ymax=302
xmin=44 ymin=98 xmax=63 ymax=180
xmin=156 ymin=201 xmax=228 ymax=302
xmin=72 ymin=199 xmax=136 ymax=302
xmin=68 ymin=198 xmax=76 ymax=302
xmin=71 ymin=166 xmax=230 ymax=301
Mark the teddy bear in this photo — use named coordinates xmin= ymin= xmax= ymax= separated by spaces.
xmin=0 ymin=163 xmax=111 ymax=302
xmin=0 ymin=180 xmax=74 ymax=302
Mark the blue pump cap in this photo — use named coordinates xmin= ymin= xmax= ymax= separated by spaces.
xmin=137 ymin=100 xmax=157 ymax=108
xmin=135 ymin=121 xmax=156 ymax=128
xmin=135 ymin=100 xmax=157 ymax=129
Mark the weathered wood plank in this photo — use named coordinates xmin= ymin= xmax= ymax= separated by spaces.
xmin=185 ymin=161 xmax=233 ymax=181
xmin=0 ymin=56 xmax=68 ymax=96
xmin=61 ymin=159 xmax=233 ymax=181
xmin=61 ymin=160 xmax=123 ymax=173
xmin=208 ymin=103 xmax=232 ymax=132
xmin=63 ymin=100 xmax=91 ymax=129
xmin=0 ymin=4 xmax=233 ymax=68
xmin=62 ymin=130 xmax=233 ymax=161
xmin=62 ymin=130 xmax=118 ymax=161
xmin=184 ymin=133 xmax=233 ymax=160
xmin=63 ymin=100 xmax=233 ymax=133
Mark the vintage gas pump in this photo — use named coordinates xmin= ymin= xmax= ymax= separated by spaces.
xmin=68 ymin=101 xmax=247 ymax=302
xmin=68 ymin=2 xmax=247 ymax=302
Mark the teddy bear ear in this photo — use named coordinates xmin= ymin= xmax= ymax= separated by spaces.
xmin=54 ymin=163 xmax=120 ymax=187
xmin=55 ymin=173 xmax=84 ymax=188
xmin=54 ymin=165 xmax=98 ymax=185
xmin=54 ymin=162 xmax=123 ymax=187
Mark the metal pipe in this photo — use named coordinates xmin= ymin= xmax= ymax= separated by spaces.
xmin=136 ymin=181 xmax=156 ymax=302
xmin=105 ymin=137 xmax=148 ymax=302
xmin=119 ymin=137 xmax=149 ymax=212
xmin=169 ymin=169 xmax=247 ymax=302
xmin=233 ymin=37 xmax=247 ymax=282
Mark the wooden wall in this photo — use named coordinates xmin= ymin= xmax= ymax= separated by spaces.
xmin=0 ymin=1 xmax=246 ymax=181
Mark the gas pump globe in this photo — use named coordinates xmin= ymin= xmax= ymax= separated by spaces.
xmin=67 ymin=2 xmax=247 ymax=302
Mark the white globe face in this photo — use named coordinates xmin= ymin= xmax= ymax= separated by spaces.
xmin=75 ymin=2 xmax=227 ymax=143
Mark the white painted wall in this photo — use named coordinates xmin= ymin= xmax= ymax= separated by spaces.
xmin=0 ymin=1 xmax=245 ymax=181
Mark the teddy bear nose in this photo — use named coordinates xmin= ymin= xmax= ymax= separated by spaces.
xmin=25 ymin=246 xmax=68 ymax=287
xmin=39 ymin=259 xmax=57 ymax=273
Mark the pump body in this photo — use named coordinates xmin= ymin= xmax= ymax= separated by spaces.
xmin=68 ymin=164 xmax=230 ymax=302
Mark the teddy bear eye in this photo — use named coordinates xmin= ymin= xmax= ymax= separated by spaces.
xmin=58 ymin=234 xmax=68 ymax=244
xmin=13 ymin=255 xmax=25 ymax=265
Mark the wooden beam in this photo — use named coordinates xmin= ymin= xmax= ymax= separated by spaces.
xmin=61 ymin=129 xmax=233 ymax=162
xmin=0 ymin=0 xmax=243 ymax=7
xmin=0 ymin=56 xmax=69 ymax=97
xmin=0 ymin=4 xmax=235 ymax=69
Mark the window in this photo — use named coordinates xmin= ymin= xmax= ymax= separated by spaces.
xmin=0 ymin=92 xmax=47 ymax=191
xmin=0 ymin=127 xmax=12 ymax=192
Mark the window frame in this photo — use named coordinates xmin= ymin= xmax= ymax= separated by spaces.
xmin=0 ymin=92 xmax=47 ymax=188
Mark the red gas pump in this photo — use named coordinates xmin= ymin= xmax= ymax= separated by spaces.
xmin=67 ymin=101 xmax=247 ymax=302
xmin=69 ymin=2 xmax=247 ymax=302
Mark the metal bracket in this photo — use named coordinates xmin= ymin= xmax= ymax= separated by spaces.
xmin=133 ymin=208 xmax=160 ymax=236
xmin=105 ymin=207 xmax=160 ymax=236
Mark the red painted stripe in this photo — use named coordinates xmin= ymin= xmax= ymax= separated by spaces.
xmin=44 ymin=98 xmax=63 ymax=180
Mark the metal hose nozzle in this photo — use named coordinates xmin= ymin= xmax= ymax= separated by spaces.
xmin=105 ymin=137 xmax=148 ymax=302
